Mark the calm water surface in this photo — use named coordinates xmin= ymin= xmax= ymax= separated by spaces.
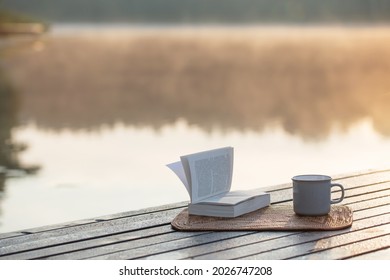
xmin=1 ymin=25 xmax=390 ymax=232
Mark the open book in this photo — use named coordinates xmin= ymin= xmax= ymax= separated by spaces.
xmin=167 ymin=147 xmax=270 ymax=217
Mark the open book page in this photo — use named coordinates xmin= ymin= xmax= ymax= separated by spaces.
xmin=166 ymin=161 xmax=190 ymax=195
xmin=197 ymin=189 xmax=268 ymax=205
xmin=181 ymin=146 xmax=233 ymax=203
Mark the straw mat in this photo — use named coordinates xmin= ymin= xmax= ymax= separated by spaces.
xmin=171 ymin=205 xmax=353 ymax=231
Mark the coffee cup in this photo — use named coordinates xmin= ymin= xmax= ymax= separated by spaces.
xmin=292 ymin=174 xmax=345 ymax=216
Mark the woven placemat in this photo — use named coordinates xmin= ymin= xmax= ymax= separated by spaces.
xmin=171 ymin=205 xmax=353 ymax=231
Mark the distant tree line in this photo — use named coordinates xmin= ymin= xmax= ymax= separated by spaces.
xmin=1 ymin=0 xmax=390 ymax=23
xmin=6 ymin=31 xmax=390 ymax=139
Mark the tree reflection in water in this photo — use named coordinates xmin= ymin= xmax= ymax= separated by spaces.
xmin=0 ymin=67 xmax=39 ymax=215
xmin=1 ymin=27 xmax=390 ymax=231
xmin=3 ymin=27 xmax=390 ymax=140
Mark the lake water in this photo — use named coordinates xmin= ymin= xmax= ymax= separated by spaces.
xmin=1 ymin=25 xmax=390 ymax=233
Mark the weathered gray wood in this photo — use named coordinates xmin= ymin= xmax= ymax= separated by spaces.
xmin=0 ymin=169 xmax=387 ymax=241
xmin=1 ymin=226 xmax=208 ymax=260
xmin=353 ymin=203 xmax=390 ymax=219
xmin=0 ymin=176 xmax=297 ymax=252
xmin=344 ymin=189 xmax=390 ymax=205
xmin=142 ymin=207 xmax=390 ymax=260
xmin=290 ymin=234 xmax=390 ymax=260
xmin=211 ymin=213 xmax=389 ymax=260
xmin=0 ymin=208 xmax=183 ymax=254
xmin=3 ymin=169 xmax=383 ymax=238
xmin=51 ymin=197 xmax=388 ymax=260
xmin=238 ymin=220 xmax=390 ymax=260
xmin=1 ymin=187 xmax=386 ymax=260
xmin=347 ymin=247 xmax=390 ymax=260
xmin=0 ymin=169 xmax=388 ymax=260
xmin=149 ymin=201 xmax=390 ymax=260
xmin=349 ymin=195 xmax=389 ymax=211
xmin=37 ymin=190 xmax=390 ymax=260
xmin=88 ymin=231 xmax=260 ymax=260
xmin=335 ymin=169 xmax=390 ymax=187
xmin=0 ymin=202 xmax=188 ymax=237
xmin=0 ymin=231 xmax=30 ymax=239
xmin=63 ymin=232 xmax=256 ymax=260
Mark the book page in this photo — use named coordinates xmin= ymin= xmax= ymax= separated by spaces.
xmin=197 ymin=189 xmax=268 ymax=205
xmin=166 ymin=161 xmax=190 ymax=195
xmin=182 ymin=147 xmax=233 ymax=203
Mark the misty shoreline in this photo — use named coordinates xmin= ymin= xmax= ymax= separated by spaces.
xmin=49 ymin=23 xmax=390 ymax=35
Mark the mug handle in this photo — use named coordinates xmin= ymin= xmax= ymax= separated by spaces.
xmin=330 ymin=183 xmax=345 ymax=204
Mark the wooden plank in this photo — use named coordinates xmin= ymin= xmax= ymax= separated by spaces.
xmin=0 ymin=178 xmax=297 ymax=252
xmin=344 ymin=189 xmax=390 ymax=205
xmin=40 ymin=191 xmax=390 ymax=260
xmin=53 ymin=232 xmax=256 ymax=260
xmin=238 ymin=222 xmax=390 ymax=260
xmin=211 ymin=215 xmax=389 ymax=261
xmin=353 ymin=203 xmax=390 ymax=218
xmin=0 ymin=232 xmax=30 ymax=239
xmin=58 ymin=198 xmax=389 ymax=260
xmin=0 ymin=202 xmax=188 ymax=237
xmin=0 ymin=208 xmax=183 ymax=255
xmin=231 ymin=203 xmax=389 ymax=260
xmin=0 ymin=169 xmax=387 ymax=240
xmin=1 ymin=169 xmax=388 ymax=260
xmin=290 ymin=235 xmax=390 ymax=260
xmin=349 ymin=196 xmax=390 ymax=211
xmin=347 ymin=247 xmax=390 ymax=260
xmin=0 ymin=226 xmax=208 ymax=260
xmin=87 ymin=231 xmax=270 ymax=260
xmin=143 ymin=207 xmax=390 ymax=260
xmin=335 ymin=169 xmax=390 ymax=187
xmin=3 ymin=189 xmax=388 ymax=260
xmin=327 ymin=181 xmax=390 ymax=205
xmin=157 ymin=200 xmax=390 ymax=260
xmin=3 ymin=169 xmax=383 ymax=238
xmin=90 ymin=202 xmax=188 ymax=221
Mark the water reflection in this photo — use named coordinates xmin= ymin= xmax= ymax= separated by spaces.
xmin=2 ymin=26 xmax=390 ymax=232
xmin=0 ymin=65 xmax=39 ymax=216
xmin=3 ymin=27 xmax=390 ymax=140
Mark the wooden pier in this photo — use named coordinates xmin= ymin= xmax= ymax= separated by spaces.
xmin=0 ymin=169 xmax=389 ymax=260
